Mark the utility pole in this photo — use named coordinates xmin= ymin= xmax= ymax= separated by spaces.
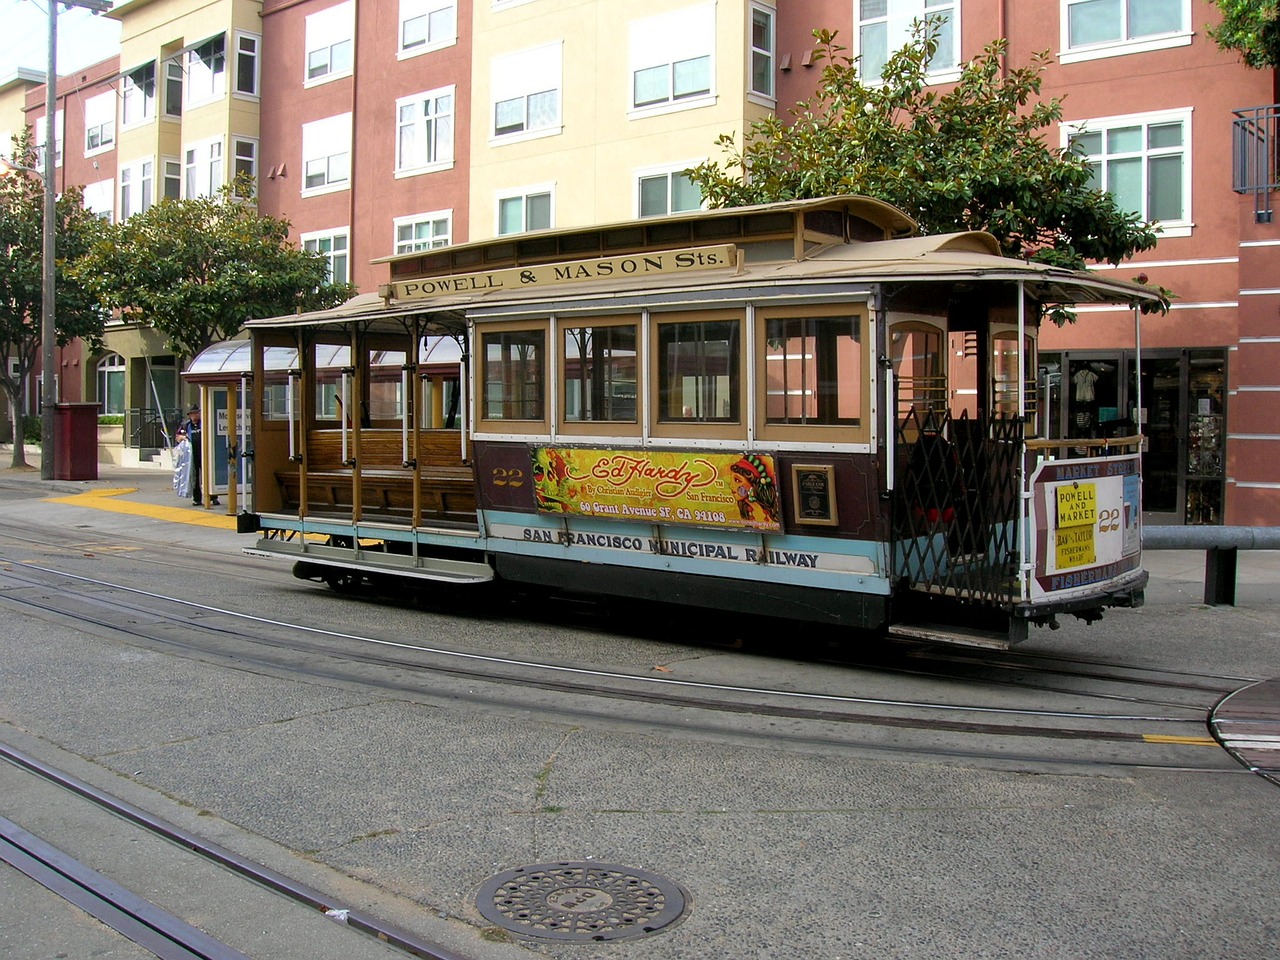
xmin=39 ymin=0 xmax=112 ymax=479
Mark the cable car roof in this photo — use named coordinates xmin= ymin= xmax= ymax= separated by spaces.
xmin=247 ymin=199 xmax=1165 ymax=334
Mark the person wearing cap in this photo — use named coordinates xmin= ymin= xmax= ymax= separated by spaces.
xmin=181 ymin=405 xmax=219 ymax=507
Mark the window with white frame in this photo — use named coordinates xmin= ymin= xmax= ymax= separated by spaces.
xmin=301 ymin=113 xmax=352 ymax=194
xmin=184 ymin=137 xmax=224 ymax=198
xmin=162 ymin=157 xmax=182 ymax=200
xmin=1063 ymin=0 xmax=1188 ymax=61
xmin=857 ymin=0 xmax=959 ymax=81
xmin=491 ymin=43 xmax=562 ymax=139
xmin=749 ymin=4 xmax=775 ymax=100
xmin=637 ymin=167 xmax=703 ymax=217
xmin=306 ymin=1 xmax=355 ymax=84
xmin=394 ymin=211 xmax=452 ymax=253
xmin=630 ymin=5 xmax=715 ymax=111
xmin=83 ymin=92 xmax=115 ymax=155
xmin=497 ymin=188 xmax=553 ymax=235
xmin=35 ymin=111 xmax=62 ymax=169
xmin=399 ymin=0 xmax=456 ymax=55
xmin=233 ymin=138 xmax=257 ymax=197
xmin=120 ymin=158 xmax=154 ymax=219
xmin=163 ymin=59 xmax=183 ymax=117
xmin=235 ymin=34 xmax=261 ymax=96
xmin=186 ymin=34 xmax=227 ymax=106
xmin=122 ymin=62 xmax=156 ymax=127
xmin=396 ymin=86 xmax=454 ymax=174
xmin=82 ymin=179 xmax=114 ymax=221
xmin=1066 ymin=110 xmax=1191 ymax=235
xmin=303 ymin=229 xmax=350 ymax=284
xmin=98 ymin=354 xmax=126 ymax=414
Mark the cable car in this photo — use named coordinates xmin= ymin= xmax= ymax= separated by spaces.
xmin=237 ymin=196 xmax=1160 ymax=648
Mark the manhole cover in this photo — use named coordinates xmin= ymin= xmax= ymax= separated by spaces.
xmin=476 ymin=861 xmax=688 ymax=942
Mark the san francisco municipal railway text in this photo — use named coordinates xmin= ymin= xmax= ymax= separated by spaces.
xmin=520 ymin=528 xmax=819 ymax=567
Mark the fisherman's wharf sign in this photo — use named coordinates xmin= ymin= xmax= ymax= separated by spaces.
xmin=383 ymin=244 xmax=738 ymax=301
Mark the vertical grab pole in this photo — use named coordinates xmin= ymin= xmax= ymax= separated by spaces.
xmin=286 ymin=370 xmax=298 ymax=462
xmin=340 ymin=370 xmax=351 ymax=464
xmin=401 ymin=365 xmax=411 ymax=465
xmin=1016 ymin=283 xmax=1032 ymax=603
xmin=239 ymin=373 xmax=250 ymax=492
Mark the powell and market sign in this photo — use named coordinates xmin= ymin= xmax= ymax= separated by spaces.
xmin=382 ymin=244 xmax=738 ymax=301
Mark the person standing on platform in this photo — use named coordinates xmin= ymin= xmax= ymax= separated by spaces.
xmin=182 ymin=405 xmax=219 ymax=507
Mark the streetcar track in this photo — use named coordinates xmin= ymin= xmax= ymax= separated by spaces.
xmin=0 ymin=556 xmax=1235 ymax=772
xmin=0 ymin=743 xmax=470 ymax=960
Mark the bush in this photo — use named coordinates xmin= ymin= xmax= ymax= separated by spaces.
xmin=22 ymin=416 xmax=41 ymax=443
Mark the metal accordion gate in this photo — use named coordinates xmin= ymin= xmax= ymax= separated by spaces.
xmin=892 ymin=408 xmax=1026 ymax=610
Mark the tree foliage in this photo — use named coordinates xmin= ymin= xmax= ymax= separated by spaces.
xmin=1208 ymin=0 xmax=1280 ymax=68
xmin=74 ymin=178 xmax=355 ymax=360
xmin=1 ymin=127 xmax=110 ymax=467
xmin=688 ymin=25 xmax=1161 ymax=272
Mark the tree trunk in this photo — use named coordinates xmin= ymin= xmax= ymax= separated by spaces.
xmin=7 ymin=386 xmax=29 ymax=469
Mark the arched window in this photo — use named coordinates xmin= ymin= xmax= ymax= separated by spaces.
xmin=97 ymin=354 xmax=126 ymax=414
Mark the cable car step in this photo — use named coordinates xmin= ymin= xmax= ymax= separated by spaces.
xmin=886 ymin=621 xmax=1014 ymax=650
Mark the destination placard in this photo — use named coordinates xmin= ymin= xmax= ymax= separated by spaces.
xmin=531 ymin=447 xmax=782 ymax=532
xmin=1056 ymin=481 xmax=1097 ymax=528
xmin=386 ymin=244 xmax=738 ymax=301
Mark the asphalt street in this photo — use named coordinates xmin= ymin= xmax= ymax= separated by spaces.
xmin=1 ymin=448 xmax=1277 ymax=960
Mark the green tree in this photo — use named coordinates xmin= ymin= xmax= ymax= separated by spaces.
xmin=688 ymin=25 xmax=1161 ymax=274
xmin=1208 ymin=0 xmax=1280 ymax=68
xmin=75 ymin=178 xmax=354 ymax=362
xmin=1 ymin=128 xmax=109 ymax=468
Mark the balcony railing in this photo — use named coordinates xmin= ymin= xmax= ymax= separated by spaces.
xmin=126 ymin=407 xmax=180 ymax=449
xmin=1233 ymin=104 xmax=1280 ymax=223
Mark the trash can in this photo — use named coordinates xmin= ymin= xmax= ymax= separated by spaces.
xmin=54 ymin=403 xmax=99 ymax=480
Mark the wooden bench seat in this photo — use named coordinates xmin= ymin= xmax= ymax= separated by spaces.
xmin=275 ymin=429 xmax=477 ymax=525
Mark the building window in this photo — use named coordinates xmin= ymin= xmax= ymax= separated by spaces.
xmin=83 ymin=91 xmax=115 ymax=155
xmin=233 ymin=138 xmax=257 ymax=197
xmin=120 ymin=159 xmax=154 ymax=219
xmin=482 ymin=330 xmax=545 ymax=421
xmin=497 ymin=189 xmax=553 ymax=235
xmin=236 ymin=34 xmax=261 ymax=96
xmin=1066 ymin=110 xmax=1190 ymax=233
xmin=82 ymin=179 xmax=114 ymax=222
xmin=491 ymin=43 xmax=562 ymax=139
xmin=162 ymin=158 xmax=182 ymax=200
xmin=303 ymin=229 xmax=350 ymax=284
xmin=749 ymin=4 xmax=775 ymax=99
xmin=35 ymin=111 xmax=63 ymax=170
xmin=857 ymin=0 xmax=958 ymax=81
xmin=306 ymin=1 xmax=355 ymax=84
xmin=638 ymin=168 xmax=702 ymax=217
xmin=98 ymin=354 xmax=126 ymax=415
xmin=658 ymin=318 xmax=741 ymax=422
xmin=764 ymin=315 xmax=862 ymax=425
xmin=1065 ymin=0 xmax=1186 ymax=53
xmin=184 ymin=137 xmax=224 ymax=199
xmin=186 ymin=34 xmax=227 ymax=106
xmin=630 ymin=5 xmax=716 ymax=111
xmin=122 ymin=62 xmax=156 ymax=127
xmin=396 ymin=86 xmax=455 ymax=174
xmin=394 ymin=211 xmax=452 ymax=253
xmin=161 ymin=59 xmax=183 ymax=118
xmin=399 ymin=0 xmax=456 ymax=55
xmin=301 ymin=114 xmax=352 ymax=195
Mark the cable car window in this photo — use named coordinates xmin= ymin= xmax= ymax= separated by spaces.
xmin=764 ymin=315 xmax=861 ymax=425
xmin=314 ymin=344 xmax=351 ymax=421
xmin=563 ymin=324 xmax=638 ymax=422
xmin=367 ymin=348 xmax=407 ymax=420
xmin=482 ymin=330 xmax=545 ymax=420
xmin=890 ymin=322 xmax=946 ymax=418
xmin=657 ymin=319 xmax=740 ymax=422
